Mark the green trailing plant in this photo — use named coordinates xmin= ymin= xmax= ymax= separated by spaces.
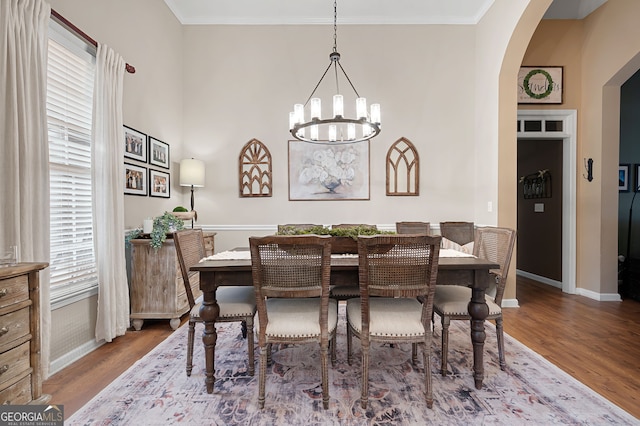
xmin=277 ymin=225 xmax=393 ymax=240
xmin=125 ymin=212 xmax=185 ymax=250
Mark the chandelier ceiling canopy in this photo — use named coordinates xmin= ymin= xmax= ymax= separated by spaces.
xmin=289 ymin=0 xmax=380 ymax=144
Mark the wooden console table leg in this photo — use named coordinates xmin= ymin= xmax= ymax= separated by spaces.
xmin=200 ymin=285 xmax=220 ymax=394
xmin=468 ymin=271 xmax=490 ymax=389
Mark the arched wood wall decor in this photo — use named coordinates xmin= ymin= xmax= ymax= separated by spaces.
xmin=239 ymin=138 xmax=272 ymax=197
xmin=386 ymin=137 xmax=419 ymax=196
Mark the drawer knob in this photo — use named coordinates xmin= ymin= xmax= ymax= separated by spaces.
xmin=0 ymin=327 xmax=7 ymax=336
xmin=0 ymin=365 xmax=8 ymax=375
xmin=0 ymin=288 xmax=6 ymax=298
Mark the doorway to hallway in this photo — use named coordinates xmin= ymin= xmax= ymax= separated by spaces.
xmin=516 ymin=110 xmax=576 ymax=294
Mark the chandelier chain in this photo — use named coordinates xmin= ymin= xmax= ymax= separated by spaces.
xmin=333 ymin=0 xmax=338 ymax=53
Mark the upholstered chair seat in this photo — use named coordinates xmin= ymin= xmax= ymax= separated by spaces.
xmin=263 ymin=298 xmax=338 ymax=338
xmin=433 ymin=285 xmax=502 ymax=316
xmin=346 ymin=298 xmax=425 ymax=337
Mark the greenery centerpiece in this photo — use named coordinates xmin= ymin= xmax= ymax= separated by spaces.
xmin=276 ymin=225 xmax=394 ymax=254
xmin=125 ymin=211 xmax=185 ymax=250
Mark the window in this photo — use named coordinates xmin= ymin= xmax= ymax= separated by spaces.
xmin=46 ymin=20 xmax=98 ymax=306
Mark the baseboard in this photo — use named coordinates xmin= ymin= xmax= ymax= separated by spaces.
xmin=517 ymin=270 xmax=622 ymax=302
xmin=49 ymin=339 xmax=104 ymax=376
xmin=575 ymin=287 xmax=622 ymax=302
xmin=501 ymin=298 xmax=519 ymax=308
xmin=516 ymin=270 xmax=562 ymax=288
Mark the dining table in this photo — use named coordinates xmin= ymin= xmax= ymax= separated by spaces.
xmin=190 ymin=248 xmax=499 ymax=394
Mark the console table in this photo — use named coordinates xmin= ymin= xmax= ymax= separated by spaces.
xmin=0 ymin=262 xmax=50 ymax=404
xmin=129 ymin=231 xmax=215 ymax=330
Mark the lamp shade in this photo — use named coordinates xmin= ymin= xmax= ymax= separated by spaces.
xmin=179 ymin=158 xmax=205 ymax=187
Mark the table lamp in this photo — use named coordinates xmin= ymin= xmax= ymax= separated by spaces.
xmin=179 ymin=158 xmax=205 ymax=228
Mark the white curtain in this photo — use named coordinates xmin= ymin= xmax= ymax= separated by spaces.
xmin=0 ymin=0 xmax=52 ymax=377
xmin=93 ymin=44 xmax=129 ymax=342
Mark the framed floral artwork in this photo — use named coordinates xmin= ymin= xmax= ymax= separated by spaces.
xmin=149 ymin=169 xmax=170 ymax=198
xmin=288 ymin=140 xmax=370 ymax=200
xmin=124 ymin=163 xmax=147 ymax=196
xmin=124 ymin=125 xmax=147 ymax=162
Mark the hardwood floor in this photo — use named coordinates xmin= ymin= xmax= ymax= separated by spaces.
xmin=502 ymin=276 xmax=640 ymax=419
xmin=43 ymin=277 xmax=640 ymax=420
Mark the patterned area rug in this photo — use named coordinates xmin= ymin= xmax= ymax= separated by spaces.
xmin=68 ymin=306 xmax=636 ymax=425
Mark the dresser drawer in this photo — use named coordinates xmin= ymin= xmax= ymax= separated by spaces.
xmin=0 ymin=341 xmax=31 ymax=388
xmin=0 ymin=374 xmax=31 ymax=405
xmin=0 ymin=275 xmax=29 ymax=309
xmin=0 ymin=307 xmax=30 ymax=351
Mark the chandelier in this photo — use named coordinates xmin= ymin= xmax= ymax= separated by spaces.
xmin=289 ymin=0 xmax=381 ymax=144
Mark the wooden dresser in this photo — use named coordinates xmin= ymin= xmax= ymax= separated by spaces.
xmin=0 ymin=262 xmax=50 ymax=405
xmin=129 ymin=232 xmax=214 ymax=330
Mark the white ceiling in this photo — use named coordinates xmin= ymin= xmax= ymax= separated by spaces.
xmin=164 ymin=0 xmax=608 ymax=25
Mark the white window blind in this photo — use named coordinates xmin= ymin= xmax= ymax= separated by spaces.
xmin=47 ymin=21 xmax=98 ymax=303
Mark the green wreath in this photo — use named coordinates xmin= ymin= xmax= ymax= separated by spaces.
xmin=523 ymin=69 xmax=554 ymax=99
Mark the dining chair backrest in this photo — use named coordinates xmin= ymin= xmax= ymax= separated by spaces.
xmin=249 ymin=234 xmax=332 ymax=300
xmin=439 ymin=221 xmax=475 ymax=246
xmin=396 ymin=221 xmax=431 ymax=235
xmin=173 ymin=229 xmax=206 ymax=309
xmin=473 ymin=226 xmax=516 ymax=305
xmin=357 ymin=234 xmax=442 ymax=301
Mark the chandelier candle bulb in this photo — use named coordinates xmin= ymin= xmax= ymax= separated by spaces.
xmin=356 ymin=97 xmax=367 ymax=119
xmin=347 ymin=123 xmax=356 ymax=140
xmin=289 ymin=111 xmax=296 ymax=130
xmin=371 ymin=103 xmax=381 ymax=124
xmin=294 ymin=103 xmax=304 ymax=124
xmin=311 ymin=125 xmax=319 ymax=140
xmin=311 ymin=98 xmax=322 ymax=119
xmin=333 ymin=94 xmax=344 ymax=117
xmin=329 ymin=124 xmax=337 ymax=141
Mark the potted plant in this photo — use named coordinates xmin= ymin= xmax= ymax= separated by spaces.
xmin=125 ymin=212 xmax=185 ymax=250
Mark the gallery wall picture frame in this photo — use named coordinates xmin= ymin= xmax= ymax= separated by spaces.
xmin=149 ymin=136 xmax=170 ymax=169
xmin=149 ymin=169 xmax=170 ymax=198
xmin=124 ymin=125 xmax=147 ymax=162
xmin=634 ymin=164 xmax=640 ymax=192
xmin=288 ymin=140 xmax=370 ymax=201
xmin=517 ymin=66 xmax=563 ymax=104
xmin=124 ymin=163 xmax=148 ymax=196
xmin=619 ymin=164 xmax=630 ymax=192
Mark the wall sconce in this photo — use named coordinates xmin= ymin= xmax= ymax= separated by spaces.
xmin=584 ymin=158 xmax=593 ymax=182
xmin=179 ymin=158 xmax=205 ymax=228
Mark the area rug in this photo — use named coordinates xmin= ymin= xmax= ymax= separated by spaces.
xmin=68 ymin=306 xmax=637 ymax=425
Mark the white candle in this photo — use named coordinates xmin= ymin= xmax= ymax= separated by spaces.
xmin=143 ymin=219 xmax=153 ymax=234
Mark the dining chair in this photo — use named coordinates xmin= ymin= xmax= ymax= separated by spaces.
xmin=249 ymin=234 xmax=337 ymax=409
xmin=173 ymin=229 xmax=256 ymax=377
xmin=346 ymin=234 xmax=441 ymax=409
xmin=433 ymin=226 xmax=516 ymax=376
xmin=439 ymin=221 xmax=475 ymax=253
xmin=396 ymin=221 xmax=431 ymax=234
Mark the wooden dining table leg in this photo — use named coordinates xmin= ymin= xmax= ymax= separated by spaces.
xmin=199 ymin=273 xmax=220 ymax=394
xmin=468 ymin=270 xmax=491 ymax=389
